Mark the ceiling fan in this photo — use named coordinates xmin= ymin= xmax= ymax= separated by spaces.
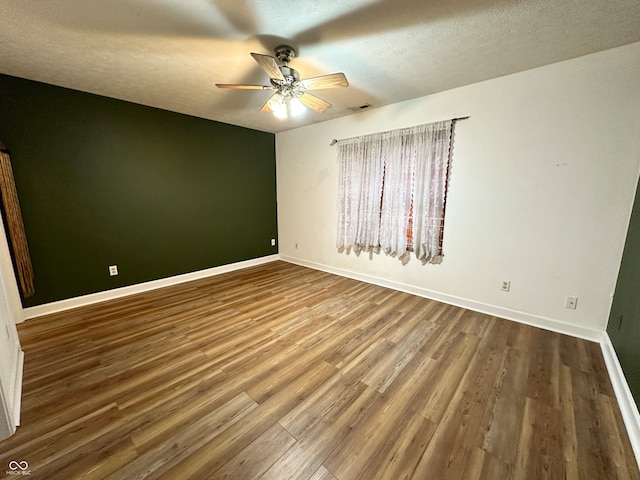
xmin=215 ymin=45 xmax=349 ymax=119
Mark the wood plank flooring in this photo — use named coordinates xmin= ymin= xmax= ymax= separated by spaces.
xmin=1 ymin=260 xmax=638 ymax=479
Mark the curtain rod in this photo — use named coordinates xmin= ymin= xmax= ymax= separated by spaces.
xmin=329 ymin=116 xmax=470 ymax=146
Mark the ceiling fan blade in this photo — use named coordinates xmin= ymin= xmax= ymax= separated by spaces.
xmin=250 ymin=53 xmax=285 ymax=81
xmin=300 ymin=73 xmax=349 ymax=90
xmin=260 ymin=94 xmax=276 ymax=112
xmin=299 ymin=93 xmax=332 ymax=113
xmin=215 ymin=84 xmax=274 ymax=90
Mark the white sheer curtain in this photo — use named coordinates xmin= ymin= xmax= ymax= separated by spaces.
xmin=336 ymin=120 xmax=454 ymax=264
xmin=336 ymin=136 xmax=385 ymax=254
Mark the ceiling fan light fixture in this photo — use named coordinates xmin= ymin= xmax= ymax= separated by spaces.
xmin=267 ymin=91 xmax=306 ymax=120
xmin=273 ymin=108 xmax=288 ymax=119
xmin=268 ymin=93 xmax=287 ymax=118
xmin=289 ymin=96 xmax=306 ymax=117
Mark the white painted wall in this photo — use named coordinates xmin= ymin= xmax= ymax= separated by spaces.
xmin=0 ymin=206 xmax=25 ymax=440
xmin=276 ymin=42 xmax=640 ymax=334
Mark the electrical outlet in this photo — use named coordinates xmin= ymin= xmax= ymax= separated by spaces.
xmin=500 ymin=280 xmax=510 ymax=292
xmin=271 ymin=238 xmax=276 ymax=246
xmin=108 ymin=265 xmax=118 ymax=276
xmin=565 ymin=296 xmax=578 ymax=310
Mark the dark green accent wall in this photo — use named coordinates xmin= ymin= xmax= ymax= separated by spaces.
xmin=0 ymin=74 xmax=277 ymax=307
xmin=608 ymin=178 xmax=640 ymax=408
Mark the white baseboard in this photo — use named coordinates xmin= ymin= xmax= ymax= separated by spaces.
xmin=601 ymin=334 xmax=640 ymax=471
xmin=279 ymin=255 xmax=602 ymax=342
xmin=24 ymin=255 xmax=280 ymax=320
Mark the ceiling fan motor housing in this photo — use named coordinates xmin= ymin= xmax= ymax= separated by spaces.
xmin=277 ymin=66 xmax=300 ymax=85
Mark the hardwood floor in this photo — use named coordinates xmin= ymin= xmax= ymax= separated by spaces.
xmin=1 ymin=260 xmax=638 ymax=479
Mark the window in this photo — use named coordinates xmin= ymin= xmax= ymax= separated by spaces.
xmin=336 ymin=120 xmax=455 ymax=264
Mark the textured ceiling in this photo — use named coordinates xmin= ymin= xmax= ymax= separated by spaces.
xmin=1 ymin=0 xmax=640 ymax=133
